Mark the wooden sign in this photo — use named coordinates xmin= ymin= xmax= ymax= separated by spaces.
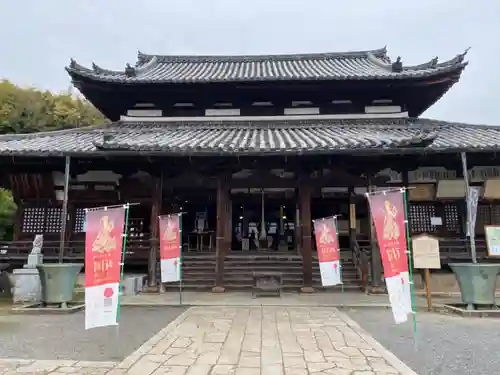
xmin=436 ymin=180 xmax=465 ymax=199
xmin=483 ymin=179 xmax=500 ymax=199
xmin=412 ymin=234 xmax=441 ymax=269
xmin=408 ymin=184 xmax=435 ymax=201
xmin=485 ymin=225 xmax=500 ymax=257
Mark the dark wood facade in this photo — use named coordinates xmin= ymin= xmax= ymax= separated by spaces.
xmin=1 ymin=46 xmax=498 ymax=291
xmin=3 ymin=151 xmax=500 ymax=290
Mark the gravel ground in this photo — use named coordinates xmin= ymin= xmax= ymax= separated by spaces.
xmin=0 ymin=306 xmax=186 ymax=362
xmin=347 ymin=309 xmax=500 ymax=375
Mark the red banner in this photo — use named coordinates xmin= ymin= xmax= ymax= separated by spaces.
xmin=84 ymin=207 xmax=126 ymax=288
xmin=313 ymin=216 xmax=340 ymax=263
xmin=159 ymin=214 xmax=181 ymax=261
xmin=367 ymin=191 xmax=409 ymax=278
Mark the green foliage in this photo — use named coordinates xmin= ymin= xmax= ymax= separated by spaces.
xmin=0 ymin=80 xmax=106 ymax=134
xmin=0 ymin=189 xmax=16 ymax=240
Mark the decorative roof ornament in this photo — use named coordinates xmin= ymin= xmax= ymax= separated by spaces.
xmin=125 ymin=63 xmax=136 ymax=77
xmin=137 ymin=51 xmax=150 ymax=66
xmin=457 ymin=47 xmax=471 ymax=63
xmin=69 ymin=58 xmax=77 ymax=69
xmin=429 ymin=57 xmax=438 ymax=68
xmin=391 ymin=57 xmax=403 ymax=73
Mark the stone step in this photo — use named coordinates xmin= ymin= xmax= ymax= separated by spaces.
xmin=180 ymin=270 xmax=359 ymax=278
xmin=162 ymin=283 xmax=361 ymax=291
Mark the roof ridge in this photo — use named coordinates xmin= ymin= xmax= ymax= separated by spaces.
xmin=417 ymin=117 xmax=499 ymax=129
xmin=136 ymin=47 xmax=388 ymax=64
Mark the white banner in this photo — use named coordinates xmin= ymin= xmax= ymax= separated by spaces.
xmin=385 ymin=275 xmax=409 ymax=324
xmin=319 ymin=260 xmax=342 ymax=286
xmin=85 ymin=283 xmax=120 ymax=330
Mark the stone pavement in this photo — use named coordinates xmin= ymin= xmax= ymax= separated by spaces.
xmin=106 ymin=306 xmax=418 ymax=375
xmin=0 ymin=359 xmax=116 ymax=374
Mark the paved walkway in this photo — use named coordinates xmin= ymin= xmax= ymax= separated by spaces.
xmin=106 ymin=306 xmax=417 ymax=375
xmin=0 ymin=359 xmax=116 ymax=374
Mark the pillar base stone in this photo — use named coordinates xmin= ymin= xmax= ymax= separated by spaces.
xmin=300 ymin=286 xmax=316 ymax=294
xmin=367 ymin=285 xmax=386 ymax=294
xmin=142 ymin=285 xmax=160 ymax=294
xmin=212 ymin=286 xmax=226 ymax=293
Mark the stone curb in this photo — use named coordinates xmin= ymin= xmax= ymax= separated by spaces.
xmin=334 ymin=308 xmax=419 ymax=375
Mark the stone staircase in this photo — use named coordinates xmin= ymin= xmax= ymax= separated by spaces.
xmin=158 ymin=250 xmax=361 ymax=291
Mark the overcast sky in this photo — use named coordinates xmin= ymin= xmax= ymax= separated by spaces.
xmin=1 ymin=0 xmax=499 ymax=125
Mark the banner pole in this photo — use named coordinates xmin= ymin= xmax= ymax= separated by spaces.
xmin=179 ymin=213 xmax=183 ymax=306
xmin=402 ymin=190 xmax=417 ymax=338
xmin=117 ymin=203 xmax=130 ymax=324
xmin=334 ymin=217 xmax=344 ymax=293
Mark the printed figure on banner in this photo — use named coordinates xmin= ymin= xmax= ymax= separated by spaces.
xmin=159 ymin=214 xmax=181 ymax=283
xmin=367 ymin=191 xmax=412 ymax=323
xmin=84 ymin=207 xmax=126 ymax=330
xmin=313 ymin=216 xmax=342 ymax=286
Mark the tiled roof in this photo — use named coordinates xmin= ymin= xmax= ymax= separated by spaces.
xmin=66 ymin=47 xmax=468 ymax=84
xmin=0 ymin=117 xmax=498 ymax=157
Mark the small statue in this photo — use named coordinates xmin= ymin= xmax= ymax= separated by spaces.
xmin=391 ymin=56 xmax=403 ymax=73
xmin=31 ymin=235 xmax=43 ymax=255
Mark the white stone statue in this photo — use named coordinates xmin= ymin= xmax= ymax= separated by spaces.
xmin=30 ymin=235 xmax=43 ymax=255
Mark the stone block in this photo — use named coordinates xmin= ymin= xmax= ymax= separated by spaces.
xmin=24 ymin=253 xmax=43 ymax=269
xmin=121 ymin=276 xmax=138 ymax=296
xmin=12 ymin=268 xmax=41 ymax=303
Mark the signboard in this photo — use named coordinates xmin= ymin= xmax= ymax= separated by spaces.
xmin=313 ymin=216 xmax=342 ymax=286
xmin=485 ymin=225 xmax=500 ymax=257
xmin=159 ymin=214 xmax=182 ymax=282
xmin=84 ymin=207 xmax=126 ymax=330
xmin=367 ymin=191 xmax=412 ymax=323
xmin=412 ymin=234 xmax=441 ymax=269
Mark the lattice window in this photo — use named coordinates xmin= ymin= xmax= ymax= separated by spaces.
xmin=443 ymin=204 xmax=461 ymax=234
xmin=491 ymin=205 xmax=500 ymax=225
xmin=408 ymin=204 xmax=436 ymax=233
xmin=128 ymin=218 xmax=145 ymax=238
xmin=22 ymin=208 xmax=46 ymax=233
xmin=45 ymin=207 xmax=62 ymax=233
xmin=476 ymin=205 xmax=491 ymax=235
xmin=73 ymin=208 xmax=86 ymax=233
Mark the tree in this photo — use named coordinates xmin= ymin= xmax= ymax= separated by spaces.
xmin=0 ymin=80 xmax=106 ymax=134
xmin=0 ymin=189 xmax=16 ymax=240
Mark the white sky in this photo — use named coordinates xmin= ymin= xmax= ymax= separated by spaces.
xmin=1 ymin=0 xmax=499 ymax=124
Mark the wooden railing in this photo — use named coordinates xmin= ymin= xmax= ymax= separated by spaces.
xmin=0 ymin=236 xmax=496 ymax=266
xmin=351 ymin=238 xmax=372 ymax=289
xmin=0 ymin=236 xmax=157 ymax=263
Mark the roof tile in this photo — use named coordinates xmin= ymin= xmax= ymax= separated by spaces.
xmin=0 ymin=118 xmax=498 ymax=156
xmin=67 ymin=48 xmax=468 ymax=84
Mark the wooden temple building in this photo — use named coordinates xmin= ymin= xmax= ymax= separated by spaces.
xmin=1 ymin=46 xmax=500 ymax=292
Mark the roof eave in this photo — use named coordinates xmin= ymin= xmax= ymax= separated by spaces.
xmin=0 ymin=146 xmax=497 ymax=159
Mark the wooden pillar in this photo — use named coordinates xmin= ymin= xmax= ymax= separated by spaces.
xmin=213 ymin=175 xmax=228 ymax=293
xmin=299 ymin=182 xmax=314 ymax=293
xmin=148 ymin=175 xmax=162 ymax=288
xmin=295 ymin=202 xmax=301 ymax=254
xmin=224 ymin=194 xmax=232 ymax=255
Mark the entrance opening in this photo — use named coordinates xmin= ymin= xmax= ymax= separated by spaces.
xmin=231 ymin=188 xmax=297 ymax=252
